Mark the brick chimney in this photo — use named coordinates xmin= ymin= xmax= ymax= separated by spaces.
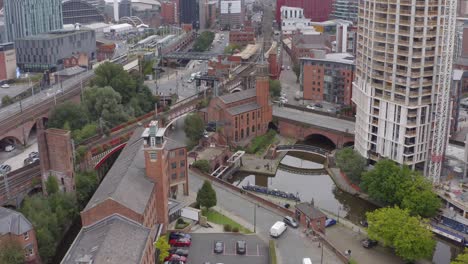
xmin=142 ymin=121 xmax=169 ymax=226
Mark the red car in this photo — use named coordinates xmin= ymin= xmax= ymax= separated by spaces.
xmin=169 ymin=238 xmax=191 ymax=247
xmin=164 ymin=254 xmax=187 ymax=262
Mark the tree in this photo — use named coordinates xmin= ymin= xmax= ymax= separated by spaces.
xmin=224 ymin=44 xmax=242 ymax=55
xmin=1 ymin=95 xmax=13 ymax=106
xmin=292 ymin=63 xmax=301 ymax=82
xmin=83 ymin=86 xmax=129 ymax=128
xmin=269 ymin=79 xmax=281 ymax=98
xmin=360 ymin=159 xmax=409 ymax=205
xmin=184 ymin=113 xmax=205 ymax=143
xmin=192 ymin=160 xmax=211 ymax=173
xmin=0 ymin=241 xmax=25 ymax=264
xmin=48 ymin=101 xmax=89 ymax=131
xmin=335 ymin=148 xmax=366 ymax=184
xmin=196 ymin=180 xmax=217 ymax=209
xmin=92 ymin=62 xmax=137 ymax=103
xmin=399 ymin=174 xmax=441 ymax=218
xmin=366 ymin=207 xmax=435 ymax=262
xmin=452 ymin=249 xmax=468 ymax=264
xmin=154 ymin=237 xmax=170 ymax=263
xmin=75 ymin=170 xmax=99 ymax=209
xmin=193 ymin=31 xmax=215 ymax=52
xmin=73 ymin=123 xmax=98 ymax=143
xmin=45 ymin=176 xmax=59 ymax=195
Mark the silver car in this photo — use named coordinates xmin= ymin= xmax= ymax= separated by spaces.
xmin=0 ymin=164 xmax=11 ymax=174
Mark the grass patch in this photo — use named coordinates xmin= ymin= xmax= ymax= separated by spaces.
xmin=203 ymin=209 xmax=252 ymax=234
xmin=246 ymin=130 xmax=277 ymax=154
xmin=269 ymin=240 xmax=277 ymax=264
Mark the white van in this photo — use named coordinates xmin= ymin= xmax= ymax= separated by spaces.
xmin=270 ymin=221 xmax=287 ymax=238
xmin=302 ymin=258 xmax=312 ymax=264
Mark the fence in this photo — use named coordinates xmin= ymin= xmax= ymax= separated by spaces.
xmin=283 ymin=103 xmax=356 ymax=122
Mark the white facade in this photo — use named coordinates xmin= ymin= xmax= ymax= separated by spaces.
xmin=353 ymin=0 xmax=456 ymax=176
xmin=280 ymin=6 xmax=316 ymax=35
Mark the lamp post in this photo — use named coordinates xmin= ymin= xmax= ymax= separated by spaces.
xmin=337 ymin=205 xmax=343 ymax=223
xmin=253 ymin=203 xmax=257 ymax=233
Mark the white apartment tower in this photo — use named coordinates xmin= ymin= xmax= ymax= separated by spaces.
xmin=352 ymin=0 xmax=457 ymax=182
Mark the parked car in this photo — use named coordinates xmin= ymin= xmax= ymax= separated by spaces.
xmin=4 ymin=145 xmax=15 ymax=152
xmin=306 ymin=104 xmax=315 ymax=110
xmin=24 ymin=157 xmax=34 ymax=166
xmin=164 ymin=254 xmax=187 ymax=262
xmin=359 ymin=220 xmax=368 ymax=227
xmin=283 ymin=216 xmax=298 ymax=228
xmin=279 ymin=96 xmax=288 ymax=104
xmin=169 ymin=248 xmax=189 ymax=257
xmin=29 ymin=151 xmax=39 ymax=159
xmin=361 ymin=238 xmax=378 ymax=248
xmin=270 ymin=221 xmax=287 ymax=238
xmin=169 ymin=232 xmax=191 ymax=241
xmin=0 ymin=164 xmax=11 ymax=174
xmin=314 ymin=103 xmax=323 ymax=108
xmin=169 ymin=238 xmax=191 ymax=247
xmin=213 ymin=240 xmax=224 ymax=254
xmin=236 ymin=240 xmax=246 ymax=254
xmin=1 ymin=84 xmax=10 ymax=88
xmin=325 ymin=218 xmax=337 ymax=227
xmin=287 ymin=66 xmax=290 ymax=70
xmin=164 ymin=261 xmax=184 ymax=264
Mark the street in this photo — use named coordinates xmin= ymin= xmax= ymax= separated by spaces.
xmin=189 ymin=172 xmax=341 ymax=264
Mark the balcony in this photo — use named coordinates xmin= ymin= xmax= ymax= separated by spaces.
xmin=421 ymin=98 xmax=432 ymax=104
xmin=374 ymin=55 xmax=386 ymax=62
xmin=406 ymin=130 xmax=417 ymax=136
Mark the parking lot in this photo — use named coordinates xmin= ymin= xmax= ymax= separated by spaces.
xmin=188 ymin=233 xmax=269 ymax=264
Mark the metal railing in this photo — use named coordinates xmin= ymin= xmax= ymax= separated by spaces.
xmin=276 ymin=145 xmax=330 ymax=156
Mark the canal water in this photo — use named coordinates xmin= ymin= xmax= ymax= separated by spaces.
xmin=230 ymin=151 xmax=464 ymax=264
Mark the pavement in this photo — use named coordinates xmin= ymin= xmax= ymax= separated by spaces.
xmin=187 ymin=233 xmax=269 ymax=264
xmin=189 ymin=171 xmax=342 ymax=264
xmin=273 ymin=106 xmax=355 ymax=134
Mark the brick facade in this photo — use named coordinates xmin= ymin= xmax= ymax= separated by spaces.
xmin=0 ymin=43 xmax=16 ymax=81
xmin=0 ymin=230 xmax=40 ymax=263
xmin=295 ymin=203 xmax=326 ymax=234
xmin=161 ymin=1 xmax=177 ymax=24
xmin=229 ymin=28 xmax=255 ymax=47
xmin=81 ymin=199 xmax=143 ymax=227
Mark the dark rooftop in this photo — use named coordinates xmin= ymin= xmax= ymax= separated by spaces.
xmin=296 ymin=203 xmax=327 ymax=219
xmin=219 ymin=89 xmax=256 ymax=104
xmin=227 ymin=102 xmax=260 ymax=115
xmin=0 ymin=207 xmax=33 ymax=236
xmin=61 ymin=214 xmax=152 ymax=264
xmin=83 ymin=127 xmax=154 ymax=216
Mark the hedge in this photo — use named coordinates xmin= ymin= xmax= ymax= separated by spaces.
xmin=269 ymin=240 xmax=277 ymax=264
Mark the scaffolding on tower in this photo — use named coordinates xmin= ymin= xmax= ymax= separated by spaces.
xmin=427 ymin=0 xmax=458 ymax=183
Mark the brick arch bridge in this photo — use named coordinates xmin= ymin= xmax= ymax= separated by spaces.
xmin=0 ymin=115 xmax=49 ymax=145
xmin=276 ymin=117 xmax=354 ymax=149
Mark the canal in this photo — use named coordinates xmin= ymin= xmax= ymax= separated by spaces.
xmin=230 ymin=151 xmax=464 ymax=264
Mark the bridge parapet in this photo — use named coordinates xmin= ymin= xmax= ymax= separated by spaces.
xmin=276 ymin=145 xmax=330 ymax=157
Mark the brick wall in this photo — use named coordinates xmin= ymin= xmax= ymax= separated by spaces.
xmin=81 ymin=199 xmax=143 ymax=227
xmin=168 ymin=147 xmax=189 ymax=196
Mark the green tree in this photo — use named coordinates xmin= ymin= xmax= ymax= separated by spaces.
xmin=0 ymin=241 xmax=25 ymax=264
xmin=83 ymin=86 xmax=129 ymax=128
xmin=48 ymin=101 xmax=89 ymax=131
xmin=366 ymin=207 xmax=435 ymax=262
xmin=92 ymin=62 xmax=137 ymax=103
xmin=193 ymin=31 xmax=215 ymax=52
xmin=399 ymin=174 xmax=441 ymax=218
xmin=75 ymin=145 xmax=88 ymax=164
xmin=154 ymin=237 xmax=171 ymax=262
xmin=45 ymin=176 xmax=59 ymax=195
xmin=1 ymin=95 xmax=13 ymax=106
xmin=269 ymin=79 xmax=281 ymax=98
xmin=224 ymin=44 xmax=242 ymax=54
xmin=196 ymin=180 xmax=217 ymax=209
xmin=73 ymin=123 xmax=98 ymax=143
xmin=452 ymin=249 xmax=468 ymax=264
xmin=360 ymin=159 xmax=409 ymax=205
xmin=184 ymin=113 xmax=205 ymax=144
xmin=292 ymin=63 xmax=300 ymax=82
xmin=335 ymin=148 xmax=366 ymax=184
xmin=75 ymin=171 xmax=99 ymax=209
xmin=192 ymin=160 xmax=211 ymax=173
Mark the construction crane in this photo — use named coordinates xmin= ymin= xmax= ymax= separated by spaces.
xmin=427 ymin=0 xmax=458 ymax=183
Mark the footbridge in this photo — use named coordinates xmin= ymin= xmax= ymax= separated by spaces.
xmin=211 ymin=151 xmax=245 ymax=179
xmin=276 ymin=145 xmax=330 ymax=158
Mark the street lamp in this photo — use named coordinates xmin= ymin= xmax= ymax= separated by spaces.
xmin=337 ymin=205 xmax=343 ymax=223
xmin=253 ymin=203 xmax=257 ymax=233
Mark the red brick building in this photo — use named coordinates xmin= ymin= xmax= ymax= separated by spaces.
xmin=295 ymin=202 xmax=326 ymax=233
xmin=0 ymin=207 xmax=40 ymax=264
xmin=300 ymin=53 xmax=354 ymax=106
xmin=161 ymin=1 xmax=178 ymax=24
xmin=63 ymin=53 xmax=89 ymax=69
xmin=64 ymin=122 xmax=188 ymax=263
xmin=96 ymin=41 xmax=116 ymax=62
xmin=206 ymin=62 xmax=273 ymax=145
xmin=229 ymin=27 xmax=255 ymax=47
xmin=0 ymin=43 xmax=16 ymax=81
xmin=290 ymin=34 xmax=331 ymax=64
xmin=266 ymin=41 xmax=281 ymax=79
xmin=276 ymin=0 xmax=333 ymax=23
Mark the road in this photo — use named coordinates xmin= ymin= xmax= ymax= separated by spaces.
xmin=189 ymin=172 xmax=341 ymax=264
xmin=273 ymin=106 xmax=355 ymax=134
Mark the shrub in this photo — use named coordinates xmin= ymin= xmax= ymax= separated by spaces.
xmin=246 ymin=130 xmax=277 ymax=154
xmin=192 ymin=160 xmax=211 ymax=173
xmin=177 ymin=218 xmax=185 ymax=225
xmin=232 ymin=227 xmax=239 ymax=233
xmin=269 ymin=240 xmax=277 ymax=264
xmin=224 ymin=224 xmax=232 ymax=232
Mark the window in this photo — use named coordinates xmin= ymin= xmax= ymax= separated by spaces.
xmin=179 ymin=149 xmax=185 ymax=156
xmin=180 ymin=160 xmax=185 ymax=167
xmin=149 ymin=152 xmax=157 ymax=160
xmin=235 ymin=117 xmax=238 ymax=128
xmin=24 ymin=246 xmax=34 ymax=258
xmin=235 ymin=131 xmax=238 ymax=141
xmin=171 ymin=173 xmax=177 ymax=180
xmin=171 ymin=162 xmax=177 ymax=169
xmin=180 ymin=171 xmax=185 ymax=178
xmin=23 ymin=232 xmax=29 ymax=240
xmin=252 ymin=125 xmax=255 ymax=132
xmin=170 ymin=151 xmax=176 ymax=158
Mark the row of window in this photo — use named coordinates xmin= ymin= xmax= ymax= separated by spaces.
xmin=171 ymin=171 xmax=185 ymax=180
xmin=234 ymin=124 xmax=258 ymax=141
xmin=169 ymin=149 xmax=185 ymax=158
xmin=171 ymin=160 xmax=186 ymax=169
